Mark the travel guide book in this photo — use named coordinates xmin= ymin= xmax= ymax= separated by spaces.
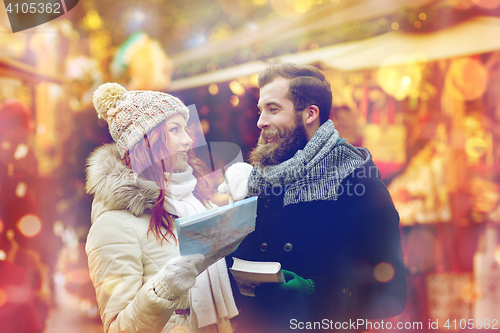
xmin=229 ymin=257 xmax=285 ymax=297
xmin=175 ymin=196 xmax=257 ymax=272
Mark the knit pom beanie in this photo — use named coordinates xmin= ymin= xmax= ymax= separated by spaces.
xmin=92 ymin=83 xmax=190 ymax=157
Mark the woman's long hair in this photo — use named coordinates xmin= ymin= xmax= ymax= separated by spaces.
xmin=121 ymin=120 xmax=214 ymax=243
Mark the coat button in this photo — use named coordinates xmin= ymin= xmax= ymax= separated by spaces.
xmin=260 ymin=242 xmax=268 ymax=251
xmin=284 ymin=242 xmax=293 ymax=252
xmin=264 ymin=199 xmax=271 ymax=208
xmin=343 ymin=288 xmax=352 ymax=297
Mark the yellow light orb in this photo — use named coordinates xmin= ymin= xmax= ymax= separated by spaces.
xmin=465 ymin=137 xmax=487 ymax=159
xmin=229 ymin=81 xmax=245 ymax=96
xmin=374 ymin=262 xmax=395 ymax=283
xmin=17 ymin=215 xmax=42 ymax=238
xmin=391 ymin=22 xmax=399 ymax=30
xmin=377 ymin=57 xmax=422 ymax=101
xmin=200 ymin=119 xmax=210 ymax=135
xmin=250 ymin=74 xmax=259 ymax=87
xmin=495 ymin=246 xmax=500 ymax=264
xmin=209 ymin=84 xmax=219 ymax=95
xmin=419 ymin=13 xmax=427 ymax=20
xmin=229 ymin=95 xmax=240 ymax=107
xmin=83 ymin=11 xmax=103 ymax=31
xmin=445 ymin=58 xmax=487 ymax=101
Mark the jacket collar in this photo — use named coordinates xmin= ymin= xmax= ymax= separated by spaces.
xmin=85 ymin=143 xmax=160 ymax=222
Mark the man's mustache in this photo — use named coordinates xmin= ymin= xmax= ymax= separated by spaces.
xmin=260 ymin=128 xmax=282 ymax=141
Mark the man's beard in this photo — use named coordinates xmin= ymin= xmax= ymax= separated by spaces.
xmin=249 ymin=115 xmax=308 ymax=167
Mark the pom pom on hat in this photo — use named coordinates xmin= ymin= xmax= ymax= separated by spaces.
xmin=92 ymin=82 xmax=191 ymax=158
xmin=93 ymin=83 xmax=127 ymax=121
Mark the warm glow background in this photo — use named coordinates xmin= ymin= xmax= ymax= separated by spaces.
xmin=1 ymin=0 xmax=500 ymax=332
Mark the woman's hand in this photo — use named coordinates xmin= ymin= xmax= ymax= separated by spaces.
xmin=218 ymin=162 xmax=253 ymax=202
xmin=154 ymin=254 xmax=204 ymax=299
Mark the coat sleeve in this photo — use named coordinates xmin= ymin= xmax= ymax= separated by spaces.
xmin=86 ymin=213 xmax=178 ymax=333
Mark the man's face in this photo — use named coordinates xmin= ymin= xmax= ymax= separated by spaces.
xmin=250 ymin=77 xmax=308 ymax=167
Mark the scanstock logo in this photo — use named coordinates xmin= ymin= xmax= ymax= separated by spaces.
xmin=3 ymin=0 xmax=79 ymax=33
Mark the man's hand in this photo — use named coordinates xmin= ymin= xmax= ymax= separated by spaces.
xmin=254 ymin=270 xmax=316 ymax=303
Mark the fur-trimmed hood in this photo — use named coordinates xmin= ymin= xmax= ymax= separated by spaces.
xmin=85 ymin=143 xmax=160 ymax=223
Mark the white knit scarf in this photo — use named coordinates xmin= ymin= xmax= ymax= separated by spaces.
xmin=164 ymin=166 xmax=207 ymax=217
xmin=164 ymin=166 xmax=238 ymax=332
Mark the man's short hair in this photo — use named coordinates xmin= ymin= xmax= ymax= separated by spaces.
xmin=258 ymin=63 xmax=333 ymax=124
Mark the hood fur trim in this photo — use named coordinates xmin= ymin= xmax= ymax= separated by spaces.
xmin=85 ymin=143 xmax=160 ymax=217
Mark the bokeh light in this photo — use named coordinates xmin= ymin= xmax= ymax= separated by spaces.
xmin=53 ymin=220 xmax=64 ymax=237
xmin=414 ymin=21 xmax=422 ymax=29
xmin=17 ymin=214 xmax=42 ymax=237
xmin=102 ymin=275 xmax=125 ymax=296
xmin=374 ymin=262 xmax=395 ymax=283
xmin=15 ymin=182 xmax=27 ymax=198
xmin=13 ymin=143 xmax=29 ymax=160
xmin=495 ymin=245 xmax=500 ymax=264
xmin=0 ymin=219 xmax=3 ymax=235
xmin=391 ymin=22 xmax=399 ymax=30
xmin=83 ymin=11 xmax=103 ymax=31
xmin=229 ymin=95 xmax=240 ymax=107
xmin=270 ymin=0 xmax=314 ymax=17
xmin=446 ymin=0 xmax=474 ymax=9
xmin=0 ymin=250 xmax=6 ymax=261
xmin=0 ymin=289 xmax=7 ymax=307
xmin=209 ymin=84 xmax=219 ymax=95
xmin=250 ymin=74 xmax=259 ymax=87
xmin=465 ymin=137 xmax=487 ymax=161
xmin=377 ymin=56 xmax=422 ymax=101
xmin=445 ymin=58 xmax=487 ymax=101
xmin=419 ymin=13 xmax=427 ymax=20
xmin=229 ymin=81 xmax=245 ymax=96
xmin=201 ymin=119 xmax=210 ymax=134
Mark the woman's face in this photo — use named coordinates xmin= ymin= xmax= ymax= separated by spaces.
xmin=165 ymin=113 xmax=193 ymax=172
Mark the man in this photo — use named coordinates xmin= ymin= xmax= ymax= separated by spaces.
xmin=221 ymin=63 xmax=407 ymax=332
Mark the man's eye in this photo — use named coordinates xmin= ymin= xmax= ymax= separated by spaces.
xmin=270 ymin=108 xmax=277 ymax=112
xmin=170 ymin=127 xmax=178 ymax=132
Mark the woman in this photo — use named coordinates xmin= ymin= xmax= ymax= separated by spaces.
xmin=85 ymin=83 xmax=238 ymax=333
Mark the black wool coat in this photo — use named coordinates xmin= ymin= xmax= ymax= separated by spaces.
xmin=227 ymin=158 xmax=407 ymax=333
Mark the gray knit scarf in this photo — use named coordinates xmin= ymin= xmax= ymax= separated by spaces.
xmin=247 ymin=120 xmax=371 ymax=206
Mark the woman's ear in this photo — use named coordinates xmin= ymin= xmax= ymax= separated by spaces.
xmin=303 ymin=105 xmax=320 ymax=125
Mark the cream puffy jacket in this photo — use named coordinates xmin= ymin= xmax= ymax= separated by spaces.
xmin=85 ymin=144 xmax=194 ymax=333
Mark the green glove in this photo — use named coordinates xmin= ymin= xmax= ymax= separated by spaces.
xmin=254 ymin=269 xmax=316 ymax=302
